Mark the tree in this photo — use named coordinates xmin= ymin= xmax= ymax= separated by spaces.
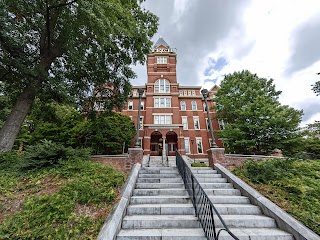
xmin=215 ymin=70 xmax=303 ymax=154
xmin=0 ymin=0 xmax=158 ymax=151
xmin=311 ymin=73 xmax=320 ymax=96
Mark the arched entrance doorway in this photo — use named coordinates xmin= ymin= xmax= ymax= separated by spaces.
xmin=150 ymin=131 xmax=163 ymax=156
xmin=166 ymin=131 xmax=178 ymax=156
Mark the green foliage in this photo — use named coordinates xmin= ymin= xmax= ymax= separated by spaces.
xmin=312 ymin=78 xmax=320 ymax=96
xmin=233 ymin=159 xmax=320 ymax=234
xmin=0 ymin=151 xmax=125 ymax=239
xmin=215 ymin=70 xmax=303 ymax=154
xmin=21 ymin=140 xmax=91 ymax=170
xmin=191 ymin=162 xmax=208 ymax=167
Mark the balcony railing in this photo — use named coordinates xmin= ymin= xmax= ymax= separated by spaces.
xmin=175 ymin=151 xmax=239 ymax=240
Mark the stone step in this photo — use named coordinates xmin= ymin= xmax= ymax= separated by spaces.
xmin=198 ymin=183 xmax=234 ymax=189
xmin=204 ymin=188 xmax=241 ymax=196
xmin=193 ymin=173 xmax=222 ymax=178
xmin=133 ymin=189 xmax=188 ymax=196
xmin=211 ymin=204 xmax=261 ymax=215
xmin=130 ymin=195 xmax=191 ymax=204
xmin=208 ymin=196 xmax=250 ymax=204
xmin=135 ymin=183 xmax=184 ymax=189
xmin=215 ymin=228 xmax=294 ymax=240
xmin=117 ymin=228 xmax=206 ymax=240
xmin=138 ymin=173 xmax=179 ymax=178
xmin=191 ymin=169 xmax=217 ymax=174
xmin=127 ymin=204 xmax=195 ymax=215
xmin=215 ymin=215 xmax=277 ymax=228
xmin=196 ymin=177 xmax=228 ymax=183
xmin=122 ymin=215 xmax=201 ymax=229
xmin=137 ymin=178 xmax=183 ymax=183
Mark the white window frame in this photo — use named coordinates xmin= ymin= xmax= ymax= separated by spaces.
xmin=154 ymin=79 xmax=170 ymax=93
xmin=157 ymin=56 xmax=167 ymax=64
xmin=140 ymin=101 xmax=144 ymax=110
xmin=196 ymin=138 xmax=203 ymax=154
xmin=154 ymin=115 xmax=172 ymax=125
xmin=179 ymin=90 xmax=183 ymax=96
xmin=218 ymin=119 xmax=225 ymax=130
xmin=205 ymin=118 xmax=209 ymax=131
xmin=154 ymin=97 xmax=171 ymax=108
xmin=203 ymin=103 xmax=207 ymax=112
xmin=139 ymin=116 xmax=144 ymax=130
xmin=138 ymin=137 xmax=143 ymax=148
xmin=180 ymin=101 xmax=186 ymax=110
xmin=191 ymin=101 xmax=197 ymax=110
xmin=182 ymin=116 xmax=188 ymax=130
xmin=128 ymin=101 xmax=133 ymax=110
xmin=192 ymin=90 xmax=196 ymax=96
xmin=193 ymin=116 xmax=200 ymax=130
xmin=184 ymin=138 xmax=190 ymax=154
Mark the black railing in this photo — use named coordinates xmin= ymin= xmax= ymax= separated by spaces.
xmin=175 ymin=151 xmax=239 ymax=240
xmin=147 ymin=154 xmax=151 ymax=167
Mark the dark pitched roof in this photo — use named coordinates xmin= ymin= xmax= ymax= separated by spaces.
xmin=154 ymin=36 xmax=170 ymax=48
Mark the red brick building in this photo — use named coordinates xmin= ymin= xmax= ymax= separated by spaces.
xmin=120 ymin=37 xmax=223 ymax=158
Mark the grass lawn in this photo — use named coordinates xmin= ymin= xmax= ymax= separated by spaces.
xmin=232 ymin=158 xmax=320 ymax=235
xmin=0 ymin=150 xmax=125 ymax=239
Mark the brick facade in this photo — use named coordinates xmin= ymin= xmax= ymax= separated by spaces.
xmin=118 ymin=37 xmax=223 ymax=159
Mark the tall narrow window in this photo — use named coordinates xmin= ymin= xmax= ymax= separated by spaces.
xmin=192 ymin=90 xmax=196 ymax=96
xmin=184 ymin=138 xmax=190 ymax=154
xmin=196 ymin=138 xmax=203 ymax=154
xmin=191 ymin=101 xmax=197 ymax=110
xmin=128 ymin=101 xmax=133 ymax=110
xmin=203 ymin=103 xmax=207 ymax=111
xmin=218 ymin=119 xmax=225 ymax=130
xmin=139 ymin=117 xmax=144 ymax=130
xmin=182 ymin=117 xmax=188 ymax=130
xmin=180 ymin=101 xmax=186 ymax=110
xmin=193 ymin=117 xmax=200 ymax=130
xmin=154 ymin=79 xmax=170 ymax=93
xmin=205 ymin=118 xmax=210 ymax=130
xmin=140 ymin=101 xmax=144 ymax=110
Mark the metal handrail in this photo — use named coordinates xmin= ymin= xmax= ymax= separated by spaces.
xmin=175 ymin=151 xmax=239 ymax=240
xmin=147 ymin=154 xmax=151 ymax=167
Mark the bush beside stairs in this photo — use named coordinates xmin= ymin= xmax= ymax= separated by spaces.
xmin=116 ymin=157 xmax=294 ymax=239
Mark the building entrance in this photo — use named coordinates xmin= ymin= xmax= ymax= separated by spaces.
xmin=166 ymin=131 xmax=178 ymax=156
xmin=150 ymin=131 xmax=163 ymax=156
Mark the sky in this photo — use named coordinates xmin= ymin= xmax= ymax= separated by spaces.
xmin=131 ymin=0 xmax=320 ymax=126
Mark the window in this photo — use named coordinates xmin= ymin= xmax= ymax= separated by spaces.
xmin=196 ymin=138 xmax=203 ymax=154
xmin=203 ymin=103 xmax=207 ymax=111
xmin=154 ymin=79 xmax=170 ymax=93
xmin=188 ymin=90 xmax=191 ymax=96
xmin=192 ymin=90 xmax=196 ymax=96
xmin=128 ymin=101 xmax=133 ymax=110
xmin=184 ymin=138 xmax=190 ymax=154
xmin=132 ymin=89 xmax=137 ymax=97
xmin=180 ymin=101 xmax=186 ymax=110
xmin=191 ymin=101 xmax=197 ymax=110
xmin=193 ymin=117 xmax=200 ymax=130
xmin=179 ymin=90 xmax=183 ymax=96
xmin=154 ymin=115 xmax=172 ymax=124
xmin=140 ymin=101 xmax=144 ymax=110
xmin=157 ymin=56 xmax=167 ymax=64
xmin=184 ymin=90 xmax=187 ymax=96
xmin=205 ymin=118 xmax=210 ymax=130
xmin=218 ymin=119 xmax=225 ymax=130
xmin=138 ymin=138 xmax=143 ymax=148
xmin=154 ymin=97 xmax=171 ymax=108
xmin=139 ymin=117 xmax=144 ymax=130
xmin=182 ymin=116 xmax=188 ymax=130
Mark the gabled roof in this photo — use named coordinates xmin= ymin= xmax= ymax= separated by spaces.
xmin=154 ymin=36 xmax=170 ymax=48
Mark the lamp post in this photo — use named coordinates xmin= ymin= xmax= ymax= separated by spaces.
xmin=135 ymin=88 xmax=144 ymax=148
xmin=190 ymin=139 xmax=195 ymax=163
xmin=201 ymin=89 xmax=218 ymax=148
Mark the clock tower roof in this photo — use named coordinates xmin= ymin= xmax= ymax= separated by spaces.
xmin=154 ymin=36 xmax=170 ymax=48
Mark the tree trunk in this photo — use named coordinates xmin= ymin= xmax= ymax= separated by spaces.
xmin=0 ymin=83 xmax=37 ymax=152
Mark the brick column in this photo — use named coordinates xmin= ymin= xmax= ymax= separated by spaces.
xmin=207 ymin=148 xmax=225 ymax=167
xmin=127 ymin=148 xmax=143 ymax=171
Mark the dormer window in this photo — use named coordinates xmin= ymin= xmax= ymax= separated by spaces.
xmin=155 ymin=79 xmax=170 ymax=93
xmin=157 ymin=56 xmax=167 ymax=64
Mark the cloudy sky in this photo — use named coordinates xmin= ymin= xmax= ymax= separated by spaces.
xmin=132 ymin=0 xmax=320 ymax=126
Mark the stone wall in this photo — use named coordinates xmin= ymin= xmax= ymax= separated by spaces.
xmin=207 ymin=148 xmax=283 ymax=169
xmin=90 ymin=148 xmax=143 ymax=174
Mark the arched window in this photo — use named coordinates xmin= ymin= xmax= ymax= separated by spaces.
xmin=191 ymin=101 xmax=197 ymax=110
xmin=180 ymin=101 xmax=186 ymax=110
xmin=154 ymin=79 xmax=170 ymax=93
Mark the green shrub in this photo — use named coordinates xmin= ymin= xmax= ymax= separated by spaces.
xmin=191 ymin=162 xmax=208 ymax=167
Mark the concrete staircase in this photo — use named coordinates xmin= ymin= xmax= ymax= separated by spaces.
xmin=116 ymin=167 xmax=206 ymax=239
xmin=191 ymin=167 xmax=294 ymax=239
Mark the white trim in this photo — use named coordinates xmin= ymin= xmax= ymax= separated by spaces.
xmin=152 ymin=113 xmax=173 ymax=115
xmin=184 ymin=137 xmax=190 ymax=154
xmin=193 ymin=116 xmax=200 ymax=130
xmin=182 ymin=116 xmax=188 ymax=130
xmin=196 ymin=137 xmax=203 ymax=154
